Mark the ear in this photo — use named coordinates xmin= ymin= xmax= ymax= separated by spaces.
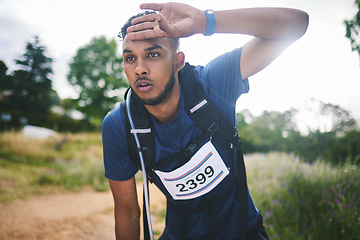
xmin=174 ymin=52 xmax=185 ymax=72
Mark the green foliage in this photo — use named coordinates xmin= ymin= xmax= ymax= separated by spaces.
xmin=322 ymin=130 xmax=360 ymax=165
xmin=321 ymin=102 xmax=357 ymax=133
xmin=238 ymin=109 xmax=298 ymax=153
xmin=1 ymin=35 xmax=127 ymax=132
xmin=250 ymin=154 xmax=360 ymax=240
xmin=237 ymin=103 xmax=360 ymax=165
xmin=283 ymin=129 xmax=360 ymax=165
xmin=0 ymin=61 xmax=11 ymax=91
xmin=37 ymin=158 xmax=108 ymax=192
xmin=237 ymin=109 xmax=300 ymax=154
xmin=344 ymin=0 xmax=360 ymax=62
xmin=0 ymin=37 xmax=60 ymax=129
xmin=67 ymin=36 xmax=128 ymax=128
xmin=46 ymin=112 xmax=95 ymax=132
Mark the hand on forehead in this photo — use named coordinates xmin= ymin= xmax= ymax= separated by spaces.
xmin=126 ymin=2 xmax=201 ymax=41
xmin=127 ymin=13 xmax=167 ymax=41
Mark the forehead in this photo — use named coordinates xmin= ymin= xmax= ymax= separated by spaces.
xmin=122 ymin=36 xmax=172 ymax=53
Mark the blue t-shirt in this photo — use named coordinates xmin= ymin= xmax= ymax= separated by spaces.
xmin=102 ymin=48 xmax=259 ymax=239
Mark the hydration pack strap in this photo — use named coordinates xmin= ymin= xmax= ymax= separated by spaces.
xmin=143 ymin=179 xmax=150 ymax=240
xmin=123 ymin=90 xmax=156 ymax=182
xmin=180 ymin=63 xmax=248 ymax=239
xmin=236 ymin=146 xmax=248 ymax=239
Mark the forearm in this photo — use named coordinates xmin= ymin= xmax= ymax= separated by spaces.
xmin=199 ymin=8 xmax=309 ymax=40
xmin=128 ymin=3 xmax=308 ymax=41
xmin=109 ymin=178 xmax=141 ymax=240
xmin=114 ymin=209 xmax=140 ymax=240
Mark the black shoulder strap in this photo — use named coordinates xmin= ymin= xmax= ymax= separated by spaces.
xmin=179 ymin=63 xmax=248 ymax=239
xmin=123 ymin=88 xmax=156 ymax=182
xmin=180 ymin=63 xmax=242 ymax=149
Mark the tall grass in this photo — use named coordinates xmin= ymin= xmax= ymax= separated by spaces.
xmin=1 ymin=132 xmax=359 ymax=239
xmin=246 ymin=153 xmax=360 ymax=240
xmin=0 ymin=132 xmax=108 ymax=201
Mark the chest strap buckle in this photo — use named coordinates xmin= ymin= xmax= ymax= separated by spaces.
xmin=184 ymin=142 xmax=199 ymax=157
xmin=206 ymin=122 xmax=219 ymax=136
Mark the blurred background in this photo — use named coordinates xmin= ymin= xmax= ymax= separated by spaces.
xmin=1 ymin=0 xmax=359 ymax=239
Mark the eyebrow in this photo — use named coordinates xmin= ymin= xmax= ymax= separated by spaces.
xmin=123 ymin=44 xmax=164 ymax=54
xmin=145 ymin=45 xmax=163 ymax=51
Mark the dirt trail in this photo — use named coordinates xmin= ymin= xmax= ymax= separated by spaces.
xmin=0 ymin=184 xmax=166 ymax=240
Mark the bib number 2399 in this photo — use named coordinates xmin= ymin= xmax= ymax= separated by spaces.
xmin=155 ymin=141 xmax=229 ymax=200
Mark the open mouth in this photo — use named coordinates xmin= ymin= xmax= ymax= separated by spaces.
xmin=136 ymin=81 xmax=153 ymax=92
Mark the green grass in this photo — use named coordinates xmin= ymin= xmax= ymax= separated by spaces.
xmin=0 ymin=132 xmax=108 ymax=201
xmin=246 ymin=153 xmax=360 ymax=240
xmin=1 ymin=132 xmax=359 ymax=239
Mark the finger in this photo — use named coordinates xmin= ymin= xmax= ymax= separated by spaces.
xmin=127 ymin=29 xmax=167 ymax=41
xmin=156 ymin=14 xmax=179 ymax=37
xmin=127 ymin=21 xmax=156 ymax=33
xmin=131 ymin=13 xmax=156 ymax=25
xmin=139 ymin=3 xmax=163 ymax=11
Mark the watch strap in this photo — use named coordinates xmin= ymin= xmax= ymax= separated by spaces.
xmin=204 ymin=10 xmax=215 ymax=36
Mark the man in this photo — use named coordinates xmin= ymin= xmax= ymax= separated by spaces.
xmin=102 ymin=2 xmax=308 ymax=240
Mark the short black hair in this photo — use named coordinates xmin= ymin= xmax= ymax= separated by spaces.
xmin=119 ymin=11 xmax=156 ymax=40
xmin=118 ymin=11 xmax=179 ymax=52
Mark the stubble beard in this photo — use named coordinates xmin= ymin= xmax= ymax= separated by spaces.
xmin=132 ymin=71 xmax=176 ymax=106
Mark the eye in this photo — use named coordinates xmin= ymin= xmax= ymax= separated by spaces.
xmin=125 ymin=55 xmax=135 ymax=62
xmin=148 ymin=52 xmax=160 ymax=58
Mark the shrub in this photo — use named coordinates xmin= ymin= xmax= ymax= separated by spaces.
xmin=248 ymin=153 xmax=360 ymax=240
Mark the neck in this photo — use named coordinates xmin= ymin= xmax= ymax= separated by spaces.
xmin=145 ymin=79 xmax=181 ymax=124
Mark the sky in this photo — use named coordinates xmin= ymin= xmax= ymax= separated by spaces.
xmin=1 ymin=0 xmax=360 ymax=125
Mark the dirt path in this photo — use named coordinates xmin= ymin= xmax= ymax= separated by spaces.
xmin=0 ymin=184 xmax=166 ymax=240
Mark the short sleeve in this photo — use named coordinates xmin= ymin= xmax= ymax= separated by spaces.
xmin=102 ymin=104 xmax=138 ymax=181
xmin=195 ymin=48 xmax=249 ymax=104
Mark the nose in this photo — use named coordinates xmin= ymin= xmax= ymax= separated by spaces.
xmin=135 ymin=59 xmax=149 ymax=76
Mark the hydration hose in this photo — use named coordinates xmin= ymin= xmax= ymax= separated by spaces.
xmin=126 ymin=89 xmax=155 ymax=240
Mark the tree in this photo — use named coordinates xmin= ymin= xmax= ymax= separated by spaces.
xmin=67 ymin=36 xmax=128 ymax=128
xmin=0 ymin=61 xmax=12 ymax=100
xmin=344 ymin=0 xmax=360 ymax=62
xmin=237 ymin=109 xmax=300 ymax=153
xmin=0 ymin=36 xmax=59 ymax=128
xmin=320 ymin=102 xmax=357 ymax=133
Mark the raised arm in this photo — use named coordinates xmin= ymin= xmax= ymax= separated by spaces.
xmin=127 ymin=2 xmax=309 ymax=79
xmin=109 ymin=177 xmax=140 ymax=240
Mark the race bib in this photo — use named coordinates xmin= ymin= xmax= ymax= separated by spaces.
xmin=155 ymin=141 xmax=229 ymax=200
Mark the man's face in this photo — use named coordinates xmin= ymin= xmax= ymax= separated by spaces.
xmin=123 ymin=36 xmax=177 ymax=106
